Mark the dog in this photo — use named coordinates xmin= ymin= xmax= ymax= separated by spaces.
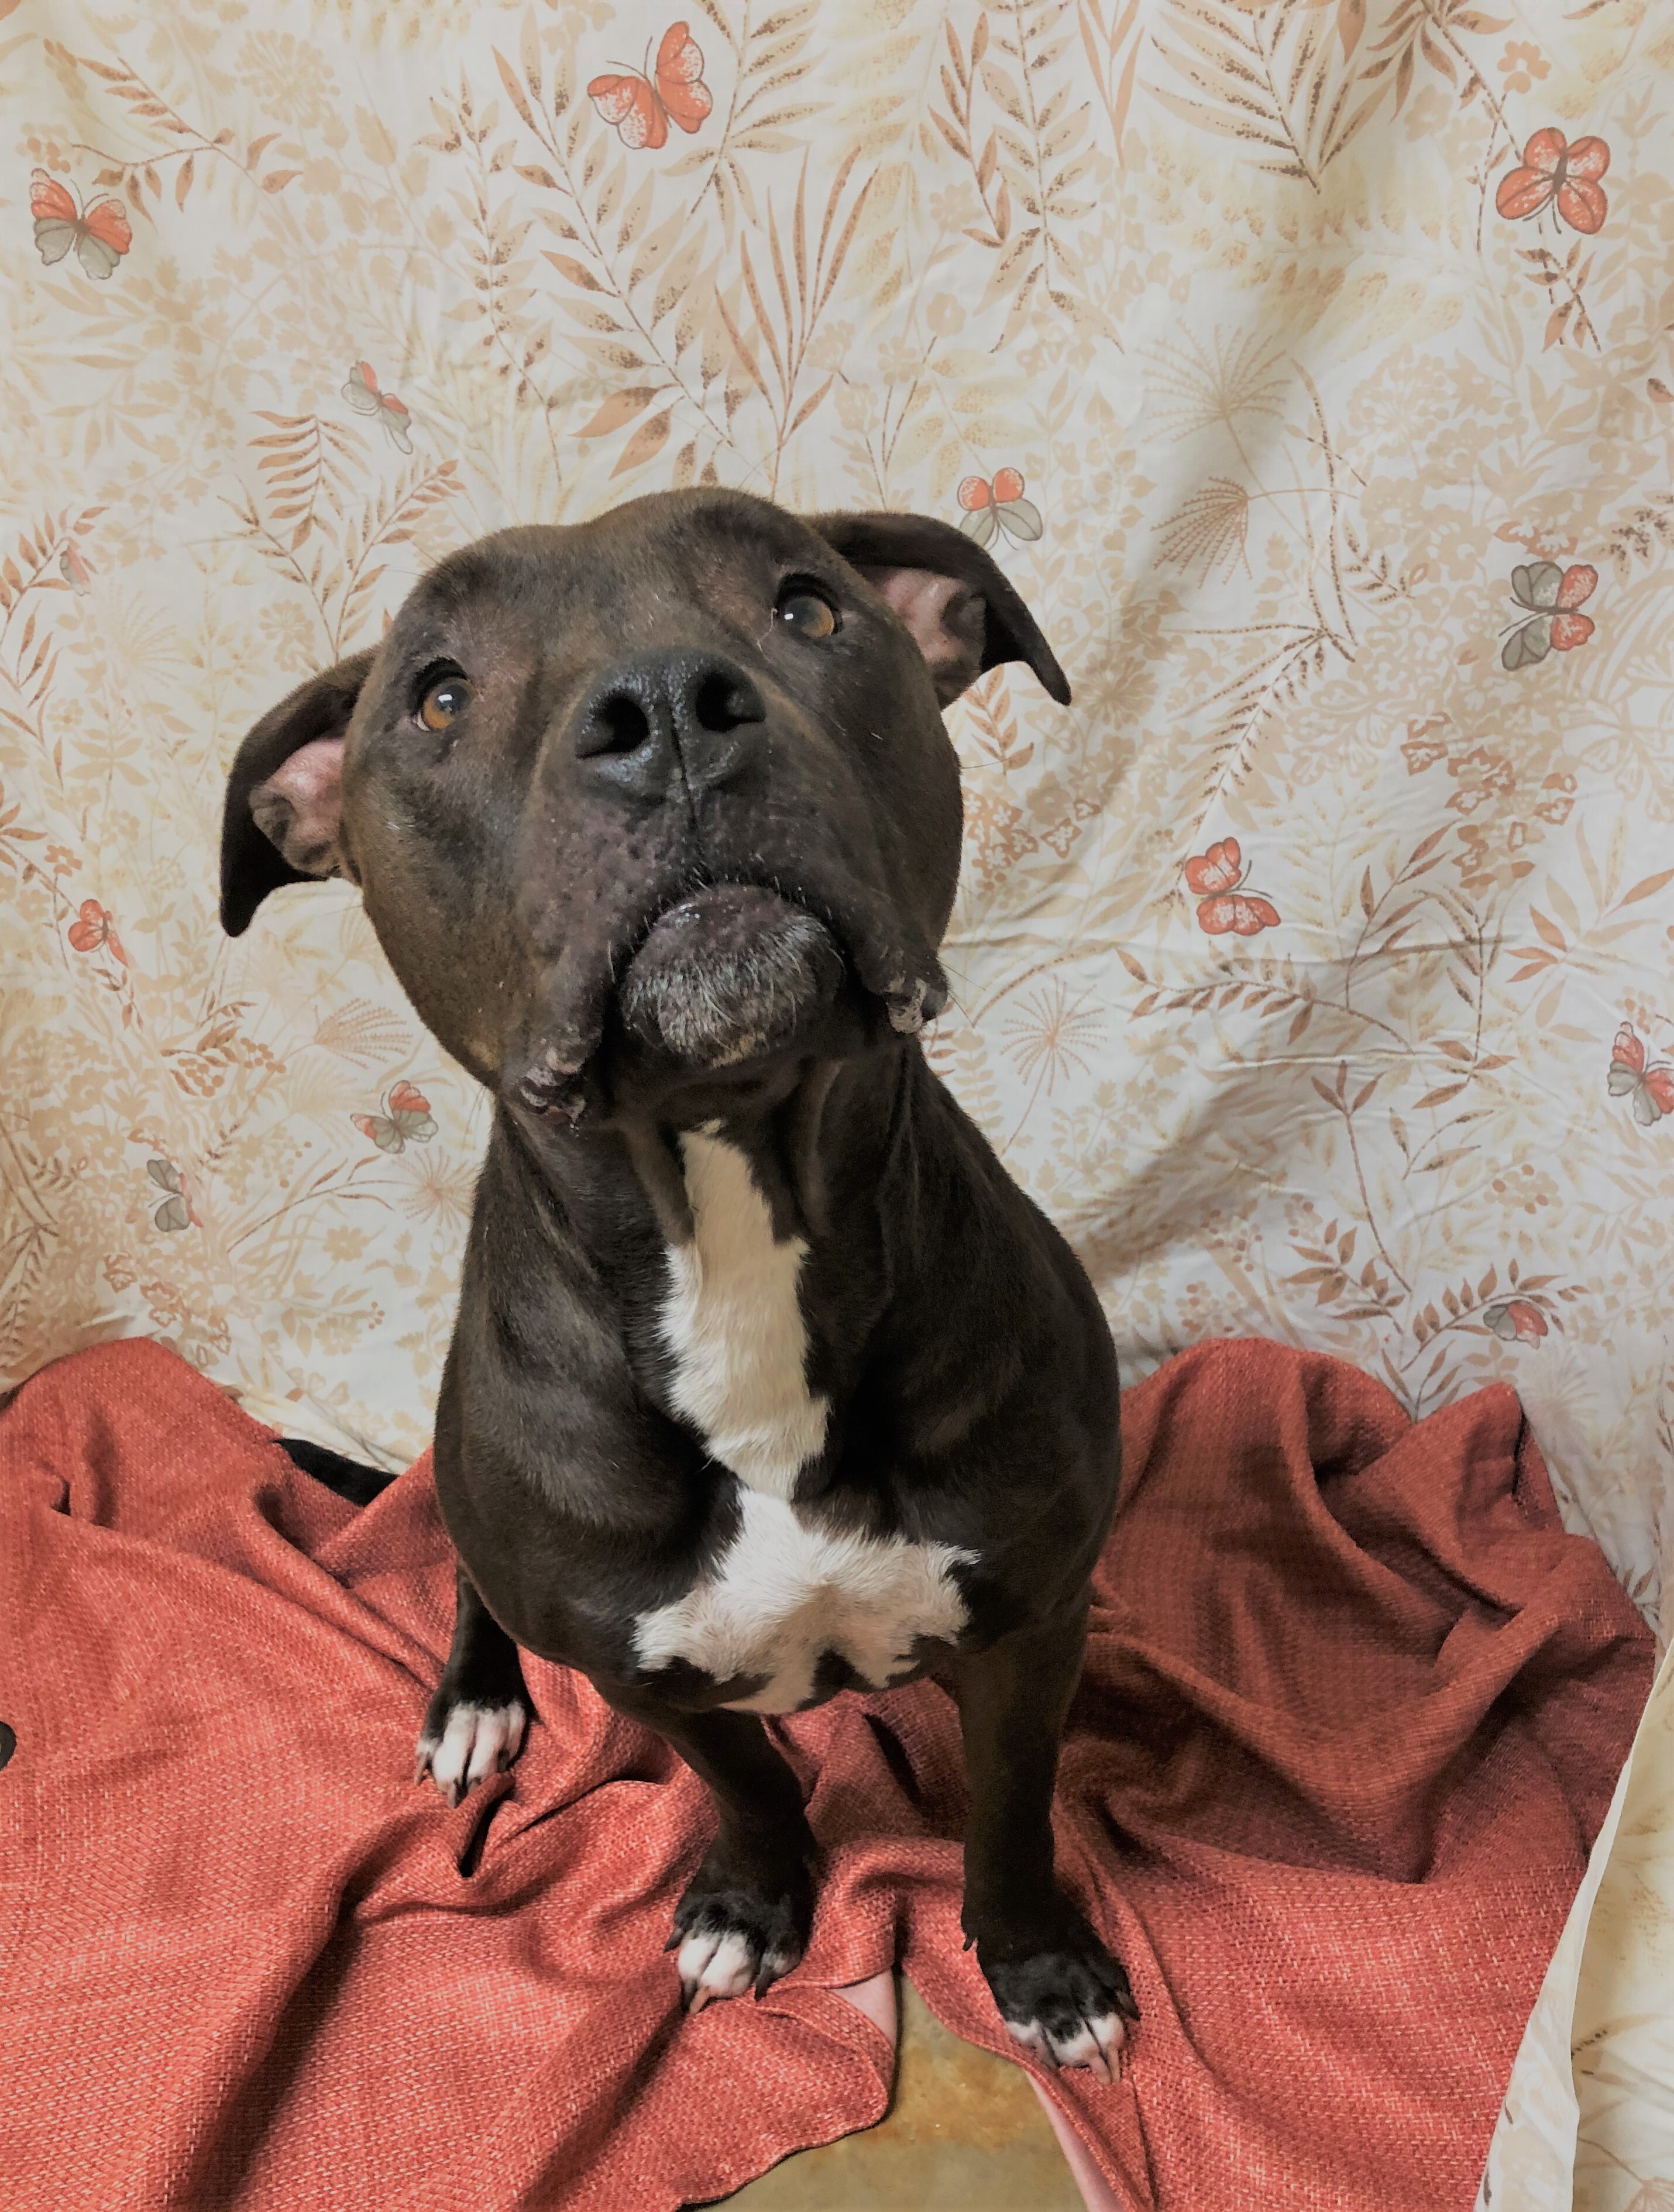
xmin=221 ymin=489 xmax=1137 ymax=2079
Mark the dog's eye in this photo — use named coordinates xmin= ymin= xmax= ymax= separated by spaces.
xmin=417 ymin=675 xmax=473 ymax=731
xmin=774 ymin=587 xmax=840 ymax=641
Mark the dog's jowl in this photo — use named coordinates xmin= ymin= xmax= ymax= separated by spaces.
xmin=221 ymin=490 xmax=1139 ymax=2077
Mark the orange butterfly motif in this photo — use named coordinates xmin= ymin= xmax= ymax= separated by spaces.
xmin=1495 ymin=129 xmax=1610 ymax=236
xmin=30 ymin=168 xmax=132 ymax=280
xmin=1483 ymin=1299 xmax=1549 ymax=1345
xmin=1500 ymin=560 xmax=1597 ymax=671
xmin=68 ymin=899 xmax=125 ymax=962
xmin=353 ymin=1081 xmax=437 ymax=1154
xmin=957 ymin=468 xmax=1044 ymax=549
xmin=588 ymin=22 xmax=712 ymax=150
xmin=342 ymin=361 xmax=414 ymax=452
xmin=1608 ymin=1022 xmax=1674 ymax=1127
xmin=1183 ymin=837 xmax=1280 ymax=937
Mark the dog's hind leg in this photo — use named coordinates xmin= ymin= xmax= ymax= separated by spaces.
xmin=953 ymin=1605 xmax=1139 ymax=2081
xmin=415 ymin=1561 xmax=534 ymax=1807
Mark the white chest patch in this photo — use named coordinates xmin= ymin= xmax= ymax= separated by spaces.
xmin=658 ymin=1130 xmax=829 ymax=1499
xmin=641 ymin=1129 xmax=976 ymax=1711
xmin=632 ymin=1486 xmax=976 ymax=1712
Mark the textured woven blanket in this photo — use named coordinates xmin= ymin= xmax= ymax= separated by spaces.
xmin=0 ymin=1334 xmax=1648 ymax=2208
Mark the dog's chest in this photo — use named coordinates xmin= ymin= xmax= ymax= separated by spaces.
xmin=635 ymin=1131 xmax=973 ymax=1712
xmin=657 ymin=1131 xmax=828 ymax=1499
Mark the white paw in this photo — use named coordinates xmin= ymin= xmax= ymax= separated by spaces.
xmin=1005 ymin=2005 xmax=1128 ymax=2084
xmin=414 ymin=1698 xmax=528 ymax=1807
xmin=675 ymin=1925 xmax=800 ymax=2014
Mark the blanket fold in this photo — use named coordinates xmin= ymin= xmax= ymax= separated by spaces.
xmin=0 ymin=1337 xmax=1649 ymax=2211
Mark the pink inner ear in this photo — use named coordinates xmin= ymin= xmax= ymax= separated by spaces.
xmin=250 ymin=735 xmax=345 ymax=876
xmin=857 ymin=567 xmax=985 ymax=702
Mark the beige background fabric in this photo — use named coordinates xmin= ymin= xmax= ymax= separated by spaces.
xmin=3 ymin=0 xmax=1671 ymax=2198
xmin=1480 ymin=1630 xmax=1674 ymax=2212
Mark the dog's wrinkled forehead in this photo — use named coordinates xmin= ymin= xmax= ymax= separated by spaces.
xmin=378 ymin=496 xmax=848 ymax=684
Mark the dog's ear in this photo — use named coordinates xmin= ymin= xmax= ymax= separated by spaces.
xmin=220 ymin=652 xmax=375 ymax=936
xmin=810 ymin=510 xmax=1070 ymax=708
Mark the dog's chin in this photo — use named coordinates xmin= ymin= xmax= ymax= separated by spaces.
xmin=616 ymin=885 xmax=847 ymax=1073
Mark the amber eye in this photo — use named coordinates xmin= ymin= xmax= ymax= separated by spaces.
xmin=775 ymin=587 xmax=839 ymax=641
xmin=417 ymin=674 xmax=473 ymax=731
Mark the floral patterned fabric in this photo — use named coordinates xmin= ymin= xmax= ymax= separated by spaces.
xmin=3 ymin=0 xmax=1670 ymax=2199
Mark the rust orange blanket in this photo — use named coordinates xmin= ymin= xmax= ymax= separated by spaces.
xmin=0 ymin=1338 xmax=1649 ymax=2209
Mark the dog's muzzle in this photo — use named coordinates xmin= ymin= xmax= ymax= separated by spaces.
xmin=616 ymin=885 xmax=846 ymax=1069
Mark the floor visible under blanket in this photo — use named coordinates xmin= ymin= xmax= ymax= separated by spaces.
xmin=711 ymin=1977 xmax=1084 ymax=2209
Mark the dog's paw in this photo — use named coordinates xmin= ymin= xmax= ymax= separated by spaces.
xmin=972 ymin=1905 xmax=1139 ymax=2083
xmin=414 ymin=1692 xmax=529 ymax=1807
xmin=666 ymin=1874 xmax=812 ymax=2014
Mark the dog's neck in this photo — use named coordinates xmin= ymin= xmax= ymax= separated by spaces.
xmin=500 ymin=1046 xmax=910 ymax=1259
xmin=485 ymin=1052 xmax=914 ymax=1492
xmin=611 ymin=1058 xmax=844 ymax=1250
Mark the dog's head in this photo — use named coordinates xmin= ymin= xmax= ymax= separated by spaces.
xmin=221 ymin=488 xmax=1067 ymax=1128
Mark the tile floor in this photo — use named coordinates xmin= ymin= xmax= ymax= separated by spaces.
xmin=707 ymin=1978 xmax=1084 ymax=2209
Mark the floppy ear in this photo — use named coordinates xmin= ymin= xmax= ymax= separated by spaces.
xmin=810 ymin=510 xmax=1070 ymax=708
xmin=220 ymin=652 xmax=375 ymax=937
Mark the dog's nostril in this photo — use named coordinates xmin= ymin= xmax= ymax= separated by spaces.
xmin=692 ymin=672 xmax=758 ymax=734
xmin=575 ymin=655 xmax=763 ymax=783
xmin=596 ymin=694 xmax=651 ymax=752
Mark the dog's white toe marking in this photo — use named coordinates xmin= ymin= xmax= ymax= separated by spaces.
xmin=1006 ymin=2017 xmax=1056 ymax=2068
xmin=678 ymin=1927 xmax=757 ymax=2012
xmin=1005 ymin=2007 xmax=1125 ymax=2082
xmin=1087 ymin=2008 xmax=1126 ymax=2076
xmin=1049 ymin=2015 xmax=1119 ymax=2082
xmin=417 ymin=1700 xmax=527 ymax=1804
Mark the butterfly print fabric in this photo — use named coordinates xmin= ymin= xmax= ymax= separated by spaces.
xmin=4 ymin=6 xmax=1672 ymax=2204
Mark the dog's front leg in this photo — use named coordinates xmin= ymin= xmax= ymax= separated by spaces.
xmin=954 ymin=1606 xmax=1139 ymax=2080
xmin=610 ymin=1695 xmax=817 ymax=2012
xmin=415 ymin=1561 xmax=534 ymax=1806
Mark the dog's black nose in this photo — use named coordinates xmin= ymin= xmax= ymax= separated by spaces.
xmin=572 ymin=650 xmax=766 ymax=799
